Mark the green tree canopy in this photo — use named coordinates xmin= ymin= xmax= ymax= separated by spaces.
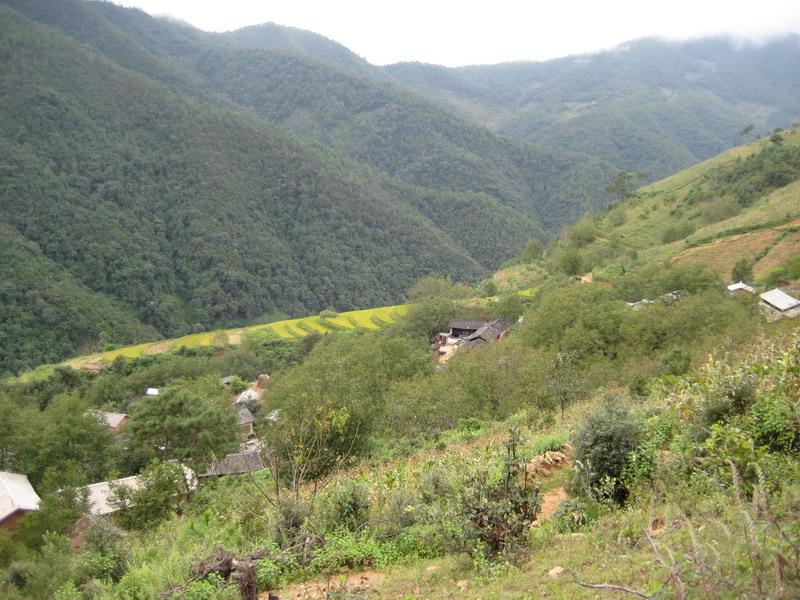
xmin=129 ymin=387 xmax=239 ymax=468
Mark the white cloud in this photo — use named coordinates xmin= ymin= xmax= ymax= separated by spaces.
xmin=113 ymin=0 xmax=800 ymax=66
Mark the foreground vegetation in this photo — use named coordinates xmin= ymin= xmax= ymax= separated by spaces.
xmin=1 ymin=252 xmax=797 ymax=598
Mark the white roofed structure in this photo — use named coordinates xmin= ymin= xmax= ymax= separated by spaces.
xmin=760 ymin=289 xmax=800 ymax=312
xmin=727 ymin=281 xmax=756 ymax=294
xmin=0 ymin=472 xmax=41 ymax=527
xmin=145 ymin=388 xmax=159 ymax=396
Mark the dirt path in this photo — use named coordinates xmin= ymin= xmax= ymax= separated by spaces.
xmin=536 ymin=486 xmax=568 ymax=523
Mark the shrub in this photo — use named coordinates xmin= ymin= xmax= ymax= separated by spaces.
xmin=318 ymin=309 xmax=339 ymax=319
xmin=420 ymin=466 xmax=457 ymax=504
xmin=326 ymin=480 xmax=371 ymax=531
xmin=751 ymin=396 xmax=797 ymax=452
xmin=553 ymin=498 xmax=597 ymax=533
xmin=255 ymin=559 xmax=282 ymax=591
xmin=460 ymin=430 xmax=540 ymax=558
xmin=573 ymin=400 xmax=642 ymax=503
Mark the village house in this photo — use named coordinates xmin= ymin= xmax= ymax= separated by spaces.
xmin=434 ymin=318 xmax=511 ymax=363
xmin=145 ymin=387 xmax=159 ymax=397
xmin=760 ymin=288 xmax=800 ymax=321
xmin=79 ymin=466 xmax=197 ymax=516
xmin=0 ymin=471 xmax=41 ymax=530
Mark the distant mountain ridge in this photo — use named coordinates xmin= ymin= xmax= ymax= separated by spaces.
xmin=385 ymin=36 xmax=800 ymax=180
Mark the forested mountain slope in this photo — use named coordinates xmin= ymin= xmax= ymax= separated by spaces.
xmin=385 ymin=36 xmax=800 ymax=180
xmin=6 ymin=0 xmax=613 ymax=232
xmin=0 ymin=4 xmax=500 ymax=373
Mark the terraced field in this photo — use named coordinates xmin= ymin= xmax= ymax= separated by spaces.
xmin=62 ymin=304 xmax=409 ymax=371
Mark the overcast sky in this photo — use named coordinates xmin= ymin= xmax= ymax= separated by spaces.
xmin=114 ymin=0 xmax=800 ymax=67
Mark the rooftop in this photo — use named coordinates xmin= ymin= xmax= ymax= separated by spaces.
xmin=760 ymin=288 xmax=800 ymax=312
xmin=728 ymin=281 xmax=756 ymax=294
xmin=0 ymin=471 xmax=41 ymax=523
xmin=200 ymin=451 xmax=264 ymax=477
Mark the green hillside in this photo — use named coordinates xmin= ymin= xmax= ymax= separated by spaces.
xmin=0 ymin=2 xmax=534 ymax=373
xmin=386 ymin=36 xmax=800 ymax=181
xmin=2 ymin=130 xmax=800 ymax=598
xmin=556 ymin=125 xmax=800 ymax=285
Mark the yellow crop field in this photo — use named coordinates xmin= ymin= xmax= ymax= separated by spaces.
xmin=60 ymin=304 xmax=410 ymax=370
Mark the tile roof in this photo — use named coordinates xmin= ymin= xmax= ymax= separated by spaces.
xmin=200 ymin=451 xmax=264 ymax=477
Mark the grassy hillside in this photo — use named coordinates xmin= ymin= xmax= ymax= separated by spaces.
xmin=542 ymin=125 xmax=800 ymax=285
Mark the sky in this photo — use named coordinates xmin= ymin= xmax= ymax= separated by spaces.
xmin=114 ymin=0 xmax=800 ymax=67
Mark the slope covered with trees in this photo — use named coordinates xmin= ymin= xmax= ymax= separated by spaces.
xmin=0 ymin=3 xmax=502 ymax=372
xmin=386 ymin=36 xmax=800 ymax=180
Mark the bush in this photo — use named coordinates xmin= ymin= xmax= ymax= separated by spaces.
xmin=553 ymin=498 xmax=598 ymax=533
xmin=255 ymin=559 xmax=282 ymax=591
xmin=573 ymin=400 xmax=642 ymax=503
xmin=751 ymin=396 xmax=797 ymax=452
xmin=326 ymin=480 xmax=371 ymax=531
xmin=318 ymin=309 xmax=338 ymax=319
xmin=460 ymin=431 xmax=540 ymax=558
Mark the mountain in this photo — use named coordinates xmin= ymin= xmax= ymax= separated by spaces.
xmin=0 ymin=3 xmax=499 ymax=372
xmin=2 ymin=0 xmax=799 ymax=374
xmin=385 ymin=36 xmax=800 ymax=181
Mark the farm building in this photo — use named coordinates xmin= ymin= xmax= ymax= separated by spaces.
xmin=435 ymin=318 xmax=511 ymax=363
xmin=200 ymin=451 xmax=264 ymax=478
xmin=145 ymin=388 xmax=159 ymax=397
xmin=0 ymin=472 xmax=41 ymax=530
xmin=727 ymin=281 xmax=756 ymax=295
xmin=760 ymin=288 xmax=800 ymax=321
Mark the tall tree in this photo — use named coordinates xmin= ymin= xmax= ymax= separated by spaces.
xmin=129 ymin=387 xmax=239 ymax=468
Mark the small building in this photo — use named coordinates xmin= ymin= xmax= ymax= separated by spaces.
xmin=238 ymin=405 xmax=256 ymax=437
xmin=447 ymin=320 xmax=488 ymax=339
xmin=88 ymin=410 xmax=129 ymax=433
xmin=727 ymin=281 xmax=756 ymax=295
xmin=82 ymin=475 xmax=143 ymax=516
xmin=145 ymin=388 xmax=159 ymax=397
xmin=0 ymin=472 xmax=41 ymax=530
xmin=463 ymin=318 xmax=511 ymax=345
xmin=200 ymin=451 xmax=265 ymax=478
xmin=760 ymin=288 xmax=800 ymax=321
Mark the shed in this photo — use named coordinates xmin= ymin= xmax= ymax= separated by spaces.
xmin=760 ymin=288 xmax=800 ymax=312
xmin=0 ymin=472 xmax=41 ymax=529
xmin=200 ymin=451 xmax=264 ymax=478
xmin=727 ymin=281 xmax=756 ymax=295
xmin=145 ymin=388 xmax=159 ymax=397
